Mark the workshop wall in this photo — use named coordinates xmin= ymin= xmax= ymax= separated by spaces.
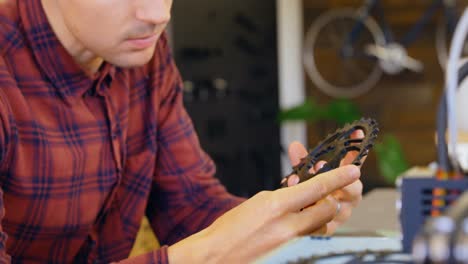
xmin=171 ymin=0 xmax=281 ymax=197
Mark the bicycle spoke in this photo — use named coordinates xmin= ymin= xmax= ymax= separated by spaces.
xmin=343 ymin=60 xmax=369 ymax=81
xmin=327 ymin=23 xmax=345 ymax=49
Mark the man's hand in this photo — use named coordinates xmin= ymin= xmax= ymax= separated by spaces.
xmin=285 ymin=134 xmax=364 ymax=235
xmin=168 ymin=165 xmax=361 ymax=263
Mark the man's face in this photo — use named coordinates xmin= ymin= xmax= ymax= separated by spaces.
xmin=55 ymin=0 xmax=172 ymax=68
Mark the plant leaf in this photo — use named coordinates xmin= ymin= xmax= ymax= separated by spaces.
xmin=278 ymin=98 xmax=324 ymax=122
xmin=374 ymin=134 xmax=409 ymax=185
xmin=325 ymin=98 xmax=361 ymax=125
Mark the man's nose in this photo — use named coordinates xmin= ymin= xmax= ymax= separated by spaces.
xmin=135 ymin=0 xmax=171 ymax=24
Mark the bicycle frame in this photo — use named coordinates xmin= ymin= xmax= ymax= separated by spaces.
xmin=345 ymin=0 xmax=455 ymax=49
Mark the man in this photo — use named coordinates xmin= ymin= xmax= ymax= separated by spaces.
xmin=0 ymin=0 xmax=363 ymax=263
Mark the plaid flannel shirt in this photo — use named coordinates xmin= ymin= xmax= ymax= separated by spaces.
xmin=0 ymin=0 xmax=244 ymax=262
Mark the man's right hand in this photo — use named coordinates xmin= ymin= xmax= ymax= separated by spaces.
xmin=168 ymin=165 xmax=361 ymax=263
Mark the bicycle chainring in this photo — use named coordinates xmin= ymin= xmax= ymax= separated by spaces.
xmin=281 ymin=118 xmax=379 ymax=188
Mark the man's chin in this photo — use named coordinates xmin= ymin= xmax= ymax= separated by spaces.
xmin=115 ymin=61 xmax=151 ymax=68
xmin=108 ymin=49 xmax=156 ymax=68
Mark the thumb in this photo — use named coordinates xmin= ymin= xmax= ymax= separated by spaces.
xmin=288 ymin=141 xmax=308 ymax=166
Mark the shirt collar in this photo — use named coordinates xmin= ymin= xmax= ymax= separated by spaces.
xmin=18 ymin=0 xmax=116 ymax=101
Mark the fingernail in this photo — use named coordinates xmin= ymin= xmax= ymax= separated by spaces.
xmin=357 ymin=129 xmax=364 ymax=138
xmin=288 ymin=175 xmax=299 ymax=186
xmin=347 ymin=165 xmax=360 ymax=179
xmin=293 ymin=176 xmax=300 ymax=185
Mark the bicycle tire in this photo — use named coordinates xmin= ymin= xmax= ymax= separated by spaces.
xmin=303 ymin=8 xmax=386 ymax=98
xmin=436 ymin=9 xmax=468 ymax=71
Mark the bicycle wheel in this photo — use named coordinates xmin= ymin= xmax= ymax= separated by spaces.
xmin=436 ymin=4 xmax=468 ymax=71
xmin=304 ymin=9 xmax=386 ymax=98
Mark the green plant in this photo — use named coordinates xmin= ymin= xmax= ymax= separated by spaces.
xmin=374 ymin=134 xmax=409 ymax=184
xmin=279 ymin=98 xmax=409 ymax=184
xmin=278 ymin=98 xmax=360 ymax=125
